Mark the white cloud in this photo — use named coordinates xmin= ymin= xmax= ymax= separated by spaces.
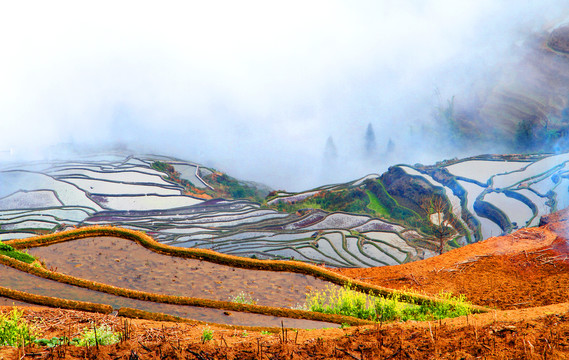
xmin=0 ymin=0 xmax=568 ymax=189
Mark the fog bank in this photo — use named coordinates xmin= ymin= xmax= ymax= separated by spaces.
xmin=1 ymin=1 xmax=569 ymax=190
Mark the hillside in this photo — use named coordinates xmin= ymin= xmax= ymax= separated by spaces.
xmin=1 ymin=207 xmax=568 ymax=359
xmin=449 ymin=25 xmax=569 ymax=153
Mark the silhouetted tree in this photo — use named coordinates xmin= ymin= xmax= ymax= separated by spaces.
xmin=324 ymin=136 xmax=338 ymax=161
xmin=364 ymin=123 xmax=377 ymax=157
xmin=515 ymin=118 xmax=537 ymax=152
xmin=386 ymin=138 xmax=395 ymax=154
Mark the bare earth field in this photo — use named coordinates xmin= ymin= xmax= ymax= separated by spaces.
xmin=2 ymin=212 xmax=569 ymax=359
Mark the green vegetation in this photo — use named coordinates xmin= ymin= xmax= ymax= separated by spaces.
xmin=205 ymin=173 xmax=266 ymax=203
xmin=151 ymin=161 xmax=266 ymax=202
xmin=0 ymin=308 xmax=38 ymax=346
xmin=34 ymin=324 xmax=120 ymax=347
xmin=76 ymin=324 xmax=121 ymax=346
xmin=34 ymin=337 xmax=70 ymax=347
xmin=363 ymin=180 xmax=424 ymax=227
xmin=229 ymin=291 xmax=257 ymax=305
xmin=0 ymin=243 xmax=35 ymax=264
xmin=514 ymin=115 xmax=569 ymax=153
xmin=150 ymin=161 xmax=172 ymax=174
xmin=365 ymin=190 xmax=390 ymax=217
xmin=201 ymin=326 xmax=213 ymax=343
xmin=301 ymin=285 xmax=472 ymax=322
xmin=268 ymin=178 xmax=449 ymax=243
xmin=272 ymin=188 xmax=372 ymax=215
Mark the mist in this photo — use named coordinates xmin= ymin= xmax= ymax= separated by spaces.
xmin=1 ymin=1 xmax=569 ymax=191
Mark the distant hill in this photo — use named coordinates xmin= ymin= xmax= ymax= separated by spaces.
xmin=446 ymin=25 xmax=569 ymax=153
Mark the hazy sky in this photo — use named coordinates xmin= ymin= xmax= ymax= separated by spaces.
xmin=1 ymin=1 xmax=568 ymax=190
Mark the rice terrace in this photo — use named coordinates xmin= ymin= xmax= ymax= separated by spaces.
xmin=5 ymin=2 xmax=569 ymax=359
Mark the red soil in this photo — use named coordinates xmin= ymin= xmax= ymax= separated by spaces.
xmin=337 ymin=227 xmax=569 ymax=310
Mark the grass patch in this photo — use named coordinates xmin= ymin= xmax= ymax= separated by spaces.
xmin=0 ymin=308 xmax=39 ymax=346
xmin=76 ymin=324 xmax=121 ymax=346
xmin=365 ymin=190 xmax=390 ymax=217
xmin=364 ymin=180 xmax=422 ymax=220
xmin=201 ymin=326 xmax=213 ymax=343
xmin=271 ymin=188 xmax=372 ymax=215
xmin=34 ymin=324 xmax=120 ymax=347
xmin=0 ymin=243 xmax=35 ymax=264
xmin=300 ymin=285 xmax=472 ymax=322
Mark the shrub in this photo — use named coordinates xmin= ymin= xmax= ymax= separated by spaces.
xmin=0 ymin=308 xmax=39 ymax=346
xmin=75 ymin=324 xmax=121 ymax=346
xmin=201 ymin=326 xmax=213 ymax=343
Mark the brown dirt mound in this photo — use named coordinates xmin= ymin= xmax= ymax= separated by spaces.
xmin=337 ymin=227 xmax=569 ymax=310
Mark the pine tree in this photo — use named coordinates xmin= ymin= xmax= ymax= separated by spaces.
xmin=324 ymin=136 xmax=338 ymax=161
xmin=386 ymin=138 xmax=395 ymax=154
xmin=364 ymin=123 xmax=377 ymax=157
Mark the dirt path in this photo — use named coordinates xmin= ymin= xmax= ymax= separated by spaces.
xmin=2 ymin=304 xmax=569 ymax=359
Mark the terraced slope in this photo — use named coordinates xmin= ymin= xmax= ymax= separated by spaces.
xmin=1 ymin=152 xmax=569 ymax=267
xmin=2 ymin=213 xmax=569 ymax=359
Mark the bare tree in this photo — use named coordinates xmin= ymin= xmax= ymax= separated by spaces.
xmin=422 ymin=195 xmax=457 ymax=255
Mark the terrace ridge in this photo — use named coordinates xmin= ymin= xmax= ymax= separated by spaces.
xmin=6 ymin=226 xmax=490 ymax=315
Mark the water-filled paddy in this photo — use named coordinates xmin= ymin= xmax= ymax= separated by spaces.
xmin=0 ymin=171 xmax=102 ymax=211
xmin=0 ymin=265 xmax=338 ymax=329
xmin=96 ymin=194 xmax=202 ymax=211
xmin=491 ymin=154 xmax=569 ymax=189
xmin=444 ymin=160 xmax=530 ymax=184
xmin=514 ymin=189 xmax=551 ymax=226
xmin=27 ymin=237 xmax=340 ymax=308
xmin=304 ymin=213 xmax=370 ymax=230
xmin=483 ymin=192 xmax=533 ymax=228
xmin=51 ymin=168 xmax=174 ymax=185
xmin=58 ymin=178 xmax=182 ymax=196
xmin=171 ymin=163 xmax=207 ymax=188
xmin=0 ymin=190 xmax=62 ymax=210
